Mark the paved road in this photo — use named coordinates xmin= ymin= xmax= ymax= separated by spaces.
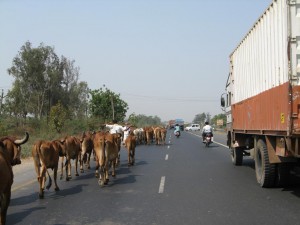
xmin=8 ymin=131 xmax=300 ymax=225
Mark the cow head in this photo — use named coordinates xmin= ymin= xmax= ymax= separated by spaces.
xmin=0 ymin=132 xmax=29 ymax=166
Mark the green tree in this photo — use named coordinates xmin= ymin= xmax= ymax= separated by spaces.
xmin=7 ymin=41 xmax=60 ymax=119
xmin=193 ymin=113 xmax=206 ymax=125
xmin=211 ymin=113 xmax=226 ymax=127
xmin=128 ymin=113 xmax=162 ymax=127
xmin=49 ymin=102 xmax=67 ymax=133
xmin=6 ymin=41 xmax=88 ymax=122
xmin=89 ymin=86 xmax=128 ymax=122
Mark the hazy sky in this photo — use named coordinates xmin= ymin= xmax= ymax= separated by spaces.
xmin=0 ymin=0 xmax=271 ymax=123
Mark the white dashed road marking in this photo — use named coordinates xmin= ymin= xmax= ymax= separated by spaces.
xmin=158 ymin=176 xmax=166 ymax=193
xmin=165 ymin=154 xmax=168 ymax=160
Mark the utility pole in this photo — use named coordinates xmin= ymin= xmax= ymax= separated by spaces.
xmin=110 ymin=95 xmax=115 ymax=120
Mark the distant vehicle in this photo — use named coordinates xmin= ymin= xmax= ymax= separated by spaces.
xmin=168 ymin=120 xmax=176 ymax=129
xmin=185 ymin=124 xmax=200 ymax=131
xmin=175 ymin=119 xmax=184 ymax=131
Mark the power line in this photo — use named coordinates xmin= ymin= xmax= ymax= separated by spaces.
xmin=121 ymin=92 xmax=218 ymax=102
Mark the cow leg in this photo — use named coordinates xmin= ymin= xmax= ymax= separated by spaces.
xmin=127 ymin=150 xmax=131 ymax=166
xmin=67 ymin=160 xmax=72 ymax=180
xmin=53 ymin=166 xmax=60 ymax=191
xmin=87 ymin=153 xmax=91 ymax=169
xmin=80 ymin=153 xmax=84 ymax=173
xmin=111 ymin=160 xmax=116 ymax=178
xmin=39 ymin=166 xmax=46 ymax=199
xmin=98 ymin=166 xmax=105 ymax=186
xmin=60 ymin=156 xmax=64 ymax=180
xmin=131 ymin=149 xmax=135 ymax=165
xmin=0 ymin=190 xmax=11 ymax=225
xmin=104 ymin=161 xmax=109 ymax=185
xmin=95 ymin=161 xmax=99 ymax=178
xmin=75 ymin=157 xmax=79 ymax=176
xmin=65 ymin=159 xmax=70 ymax=181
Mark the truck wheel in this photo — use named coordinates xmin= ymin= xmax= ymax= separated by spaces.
xmin=255 ymin=139 xmax=276 ymax=187
xmin=231 ymin=147 xmax=243 ymax=166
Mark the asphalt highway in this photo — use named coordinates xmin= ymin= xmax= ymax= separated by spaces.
xmin=8 ymin=130 xmax=300 ymax=225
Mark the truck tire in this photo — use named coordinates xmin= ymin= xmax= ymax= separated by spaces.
xmin=231 ymin=147 xmax=243 ymax=166
xmin=255 ymin=139 xmax=276 ymax=187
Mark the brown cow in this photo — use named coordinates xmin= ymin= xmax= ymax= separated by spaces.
xmin=79 ymin=131 xmax=94 ymax=172
xmin=93 ymin=131 xmax=119 ymax=186
xmin=0 ymin=132 xmax=29 ymax=166
xmin=32 ymin=140 xmax=60 ymax=199
xmin=154 ymin=127 xmax=162 ymax=145
xmin=59 ymin=136 xmax=81 ymax=181
xmin=112 ymin=133 xmax=122 ymax=167
xmin=0 ymin=141 xmax=13 ymax=225
xmin=144 ymin=127 xmax=154 ymax=145
xmin=93 ymin=131 xmax=106 ymax=185
xmin=160 ymin=127 xmax=167 ymax=145
xmin=125 ymin=133 xmax=136 ymax=166
xmin=103 ymin=133 xmax=119 ymax=182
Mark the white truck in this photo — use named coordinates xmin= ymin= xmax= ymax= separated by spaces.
xmin=221 ymin=0 xmax=300 ymax=187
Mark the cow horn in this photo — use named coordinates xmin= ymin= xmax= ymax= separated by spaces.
xmin=14 ymin=132 xmax=29 ymax=145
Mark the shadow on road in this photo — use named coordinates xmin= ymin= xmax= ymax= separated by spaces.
xmin=7 ymin=206 xmax=45 ymax=224
xmin=10 ymin=192 xmax=38 ymax=206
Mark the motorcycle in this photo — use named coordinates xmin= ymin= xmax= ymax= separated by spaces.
xmin=203 ymin=133 xmax=212 ymax=147
xmin=175 ymin=130 xmax=180 ymax=138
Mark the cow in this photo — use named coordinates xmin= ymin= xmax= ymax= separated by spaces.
xmin=0 ymin=132 xmax=29 ymax=225
xmin=59 ymin=136 xmax=81 ymax=181
xmin=32 ymin=140 xmax=60 ymax=199
xmin=144 ymin=127 xmax=154 ymax=145
xmin=160 ymin=127 xmax=167 ymax=145
xmin=0 ymin=141 xmax=13 ymax=225
xmin=0 ymin=132 xmax=29 ymax=166
xmin=125 ymin=133 xmax=136 ymax=166
xmin=154 ymin=127 xmax=162 ymax=145
xmin=79 ymin=131 xmax=94 ymax=172
xmin=103 ymin=133 xmax=119 ymax=182
xmin=92 ymin=131 xmax=106 ymax=185
xmin=112 ymin=133 xmax=122 ymax=167
xmin=133 ymin=128 xmax=144 ymax=145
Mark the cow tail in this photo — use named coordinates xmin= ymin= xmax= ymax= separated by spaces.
xmin=46 ymin=170 xmax=52 ymax=190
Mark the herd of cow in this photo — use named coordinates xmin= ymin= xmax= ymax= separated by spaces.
xmin=0 ymin=125 xmax=167 ymax=225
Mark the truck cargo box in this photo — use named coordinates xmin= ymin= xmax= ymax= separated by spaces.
xmin=226 ymin=0 xmax=300 ymax=135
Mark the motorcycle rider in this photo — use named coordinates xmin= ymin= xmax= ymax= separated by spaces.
xmin=202 ymin=121 xmax=213 ymax=142
xmin=174 ymin=124 xmax=180 ymax=136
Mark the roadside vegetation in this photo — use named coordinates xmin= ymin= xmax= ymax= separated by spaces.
xmin=192 ymin=112 xmax=226 ymax=130
xmin=0 ymin=41 xmax=163 ymax=158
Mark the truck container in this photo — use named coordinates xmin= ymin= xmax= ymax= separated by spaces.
xmin=221 ymin=0 xmax=300 ymax=187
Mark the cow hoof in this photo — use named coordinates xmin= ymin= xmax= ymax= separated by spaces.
xmin=112 ymin=174 xmax=116 ymax=178
xmin=95 ymin=174 xmax=99 ymax=178
xmin=98 ymin=180 xmax=104 ymax=186
xmin=75 ymin=173 xmax=79 ymax=176
xmin=39 ymin=193 xmax=44 ymax=199
xmin=55 ymin=187 xmax=60 ymax=191
xmin=80 ymin=169 xmax=84 ymax=173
